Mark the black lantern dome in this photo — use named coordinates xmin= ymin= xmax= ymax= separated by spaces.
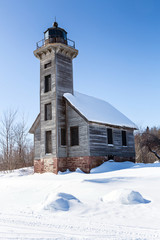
xmin=44 ymin=22 xmax=67 ymax=45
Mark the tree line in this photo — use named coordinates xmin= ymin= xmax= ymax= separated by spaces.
xmin=0 ymin=110 xmax=34 ymax=171
xmin=135 ymin=126 xmax=160 ymax=163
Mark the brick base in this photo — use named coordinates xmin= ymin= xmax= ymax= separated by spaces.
xmin=114 ymin=156 xmax=135 ymax=163
xmin=34 ymin=158 xmax=58 ymax=174
xmin=34 ymin=155 xmax=135 ymax=174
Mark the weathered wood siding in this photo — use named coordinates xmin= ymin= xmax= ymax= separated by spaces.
xmin=66 ymin=103 xmax=89 ymax=157
xmin=39 ymin=50 xmax=74 ymax=159
xmin=40 ymin=51 xmax=57 ymax=158
xmin=34 ymin=122 xmax=41 ymax=159
xmin=56 ymin=53 xmax=73 ymax=158
xmin=89 ymin=123 xmax=135 ymax=158
xmin=89 ymin=125 xmax=107 ymax=156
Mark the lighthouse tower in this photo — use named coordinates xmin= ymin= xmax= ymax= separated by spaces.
xmin=32 ymin=22 xmax=78 ymax=173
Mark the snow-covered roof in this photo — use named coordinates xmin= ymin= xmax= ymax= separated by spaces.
xmin=63 ymin=92 xmax=137 ymax=129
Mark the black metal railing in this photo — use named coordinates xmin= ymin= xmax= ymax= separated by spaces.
xmin=36 ymin=36 xmax=75 ymax=49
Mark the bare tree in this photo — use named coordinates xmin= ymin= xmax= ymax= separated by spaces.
xmin=0 ymin=110 xmax=34 ymax=171
xmin=0 ymin=110 xmax=17 ymax=170
xmin=14 ymin=115 xmax=33 ymax=168
xmin=135 ymin=126 xmax=160 ymax=163
xmin=141 ymin=127 xmax=160 ymax=160
xmin=24 ymin=140 xmax=34 ymax=167
xmin=14 ymin=116 xmax=28 ymax=168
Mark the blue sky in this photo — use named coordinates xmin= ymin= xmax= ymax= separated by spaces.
xmin=0 ymin=0 xmax=160 ymax=130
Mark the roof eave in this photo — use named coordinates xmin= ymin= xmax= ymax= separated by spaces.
xmin=87 ymin=119 xmax=138 ymax=131
xmin=29 ymin=113 xmax=40 ymax=134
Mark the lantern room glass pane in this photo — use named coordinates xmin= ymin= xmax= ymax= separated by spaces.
xmin=63 ymin=32 xmax=67 ymax=40
xmin=44 ymin=31 xmax=49 ymax=40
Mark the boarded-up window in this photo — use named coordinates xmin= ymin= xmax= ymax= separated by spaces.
xmin=45 ymin=103 xmax=52 ymax=121
xmin=70 ymin=126 xmax=79 ymax=146
xmin=122 ymin=130 xmax=127 ymax=146
xmin=61 ymin=128 xmax=66 ymax=146
xmin=45 ymin=131 xmax=52 ymax=154
xmin=107 ymin=128 xmax=113 ymax=144
xmin=44 ymin=75 xmax=51 ymax=92
xmin=44 ymin=61 xmax=51 ymax=69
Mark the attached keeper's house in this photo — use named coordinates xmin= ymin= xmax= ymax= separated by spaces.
xmin=29 ymin=22 xmax=137 ymax=174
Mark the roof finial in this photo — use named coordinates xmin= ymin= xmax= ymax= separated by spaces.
xmin=53 ymin=17 xmax=58 ymax=28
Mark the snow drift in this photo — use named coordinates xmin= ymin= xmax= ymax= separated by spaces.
xmin=91 ymin=160 xmax=135 ymax=173
xmin=102 ymin=189 xmax=151 ymax=205
xmin=41 ymin=192 xmax=81 ymax=211
xmin=0 ymin=162 xmax=160 ymax=239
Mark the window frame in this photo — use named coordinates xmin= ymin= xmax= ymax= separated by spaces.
xmin=61 ymin=128 xmax=66 ymax=146
xmin=70 ymin=126 xmax=79 ymax=146
xmin=122 ymin=130 xmax=127 ymax=146
xmin=44 ymin=102 xmax=52 ymax=121
xmin=44 ymin=61 xmax=51 ymax=69
xmin=107 ymin=128 xmax=113 ymax=145
xmin=45 ymin=130 xmax=52 ymax=154
xmin=44 ymin=74 xmax=51 ymax=93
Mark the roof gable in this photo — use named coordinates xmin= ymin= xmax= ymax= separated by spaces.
xmin=64 ymin=92 xmax=137 ymax=130
xmin=29 ymin=114 xmax=40 ymax=134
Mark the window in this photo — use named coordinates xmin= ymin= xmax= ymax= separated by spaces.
xmin=61 ymin=128 xmax=66 ymax=146
xmin=44 ymin=75 xmax=51 ymax=93
xmin=45 ymin=103 xmax=52 ymax=121
xmin=122 ymin=130 xmax=127 ymax=146
xmin=107 ymin=128 xmax=113 ymax=144
xmin=70 ymin=126 xmax=79 ymax=146
xmin=44 ymin=61 xmax=51 ymax=69
xmin=45 ymin=131 xmax=52 ymax=154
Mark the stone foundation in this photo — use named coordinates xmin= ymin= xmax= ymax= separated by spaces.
xmin=34 ymin=155 xmax=135 ymax=174
xmin=34 ymin=158 xmax=58 ymax=174
xmin=114 ymin=156 xmax=135 ymax=163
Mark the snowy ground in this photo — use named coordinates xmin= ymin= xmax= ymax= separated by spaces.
xmin=0 ymin=161 xmax=160 ymax=239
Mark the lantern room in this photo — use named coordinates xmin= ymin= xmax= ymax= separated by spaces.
xmin=44 ymin=21 xmax=67 ymax=45
xmin=36 ymin=21 xmax=75 ymax=49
